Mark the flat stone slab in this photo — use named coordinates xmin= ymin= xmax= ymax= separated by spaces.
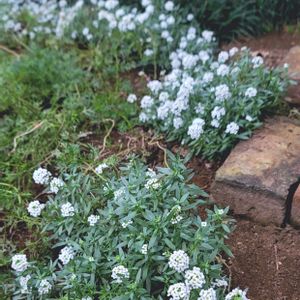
xmin=211 ymin=117 xmax=300 ymax=226
xmin=281 ymin=46 xmax=300 ymax=105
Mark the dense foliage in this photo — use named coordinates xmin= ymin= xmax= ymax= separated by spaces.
xmin=10 ymin=154 xmax=249 ymax=299
xmin=0 ymin=1 xmax=292 ymax=299
xmin=136 ymin=35 xmax=288 ymax=158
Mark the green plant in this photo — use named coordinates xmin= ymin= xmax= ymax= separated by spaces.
xmin=8 ymin=154 xmax=248 ymax=299
xmin=137 ymin=29 xmax=289 ymax=159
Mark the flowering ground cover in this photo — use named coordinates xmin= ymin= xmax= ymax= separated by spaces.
xmin=0 ymin=0 xmax=293 ymax=299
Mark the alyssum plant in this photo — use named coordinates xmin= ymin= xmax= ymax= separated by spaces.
xmin=10 ymin=154 xmax=248 ymax=299
xmin=134 ymin=29 xmax=289 ymax=159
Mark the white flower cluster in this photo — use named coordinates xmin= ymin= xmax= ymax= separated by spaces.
xmin=167 ymin=282 xmax=190 ymax=300
xmin=168 ymin=250 xmax=190 ymax=273
xmin=88 ymin=214 xmax=100 ymax=226
xmin=184 ymin=267 xmax=205 ymax=289
xmin=19 ymin=275 xmax=31 ymax=294
xmin=127 ymin=94 xmax=137 ymax=103
xmin=11 ymin=254 xmax=28 ymax=273
xmin=38 ymin=279 xmax=52 ymax=295
xmin=95 ymin=163 xmax=108 ymax=174
xmin=225 ymin=288 xmax=249 ymax=300
xmin=114 ymin=187 xmax=125 ymax=199
xmin=225 ymin=122 xmax=239 ymax=135
xmin=58 ymin=246 xmax=75 ymax=265
xmin=61 ymin=202 xmax=75 ymax=217
xmin=141 ymin=244 xmax=148 ymax=255
xmin=49 ymin=177 xmax=64 ymax=194
xmin=170 ymin=205 xmax=183 ymax=224
xmin=0 ymin=0 xmax=181 ymax=56
xmin=111 ymin=265 xmax=130 ymax=283
xmin=145 ymin=177 xmax=161 ymax=189
xmin=33 ymin=167 xmax=51 ymax=185
xmin=133 ymin=18 xmax=281 ymax=156
xmin=188 ymin=118 xmax=205 ymax=140
xmin=121 ymin=219 xmax=133 ymax=228
xmin=245 ymin=87 xmax=257 ymax=98
xmin=197 ymin=288 xmax=217 ymax=300
xmin=27 ymin=200 xmax=45 ymax=217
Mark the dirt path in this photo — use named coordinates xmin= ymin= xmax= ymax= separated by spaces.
xmin=227 ymin=220 xmax=300 ymax=300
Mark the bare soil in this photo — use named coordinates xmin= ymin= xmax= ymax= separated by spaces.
xmin=223 ymin=30 xmax=300 ymax=67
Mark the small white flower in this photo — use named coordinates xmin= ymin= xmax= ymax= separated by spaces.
xmin=19 ymin=275 xmax=31 ymax=294
xmin=33 ymin=167 xmax=51 ymax=185
xmin=141 ymin=95 xmax=154 ymax=108
xmin=82 ymin=27 xmax=89 ymax=36
xmin=171 ymin=215 xmax=183 ymax=224
xmin=169 ymin=250 xmax=190 ymax=273
xmin=216 ymin=64 xmax=230 ymax=76
xmin=59 ymin=246 xmax=75 ymax=265
xmin=27 ymin=200 xmax=45 ymax=217
xmin=225 ymin=288 xmax=249 ymax=300
xmin=225 ymin=122 xmax=239 ymax=135
xmin=198 ymin=288 xmax=217 ymax=300
xmin=82 ymin=297 xmax=92 ymax=300
xmin=114 ymin=187 xmax=125 ymax=199
xmin=127 ymin=94 xmax=137 ymax=103
xmin=95 ymin=163 xmax=108 ymax=174
xmin=145 ymin=177 xmax=161 ymax=189
xmin=112 ymin=265 xmax=129 ymax=283
xmin=167 ymin=283 xmax=190 ymax=300
xmin=252 ymin=56 xmax=263 ymax=68
xmin=213 ymin=278 xmax=228 ymax=288
xmin=198 ymin=50 xmax=210 ymax=63
xmin=144 ymin=49 xmax=154 ymax=56
xmin=185 ymin=267 xmax=205 ymax=289
xmin=121 ymin=220 xmax=133 ymax=228
xmin=173 ymin=117 xmax=183 ymax=129
xmin=11 ymin=254 xmax=28 ymax=273
xmin=218 ymin=51 xmax=229 ymax=63
xmin=211 ymin=106 xmax=226 ymax=120
xmin=188 ymin=118 xmax=205 ymax=140
xmin=211 ymin=119 xmax=220 ymax=128
xmin=147 ymin=80 xmax=162 ymax=95
xmin=215 ymin=84 xmax=231 ymax=101
xmin=202 ymin=72 xmax=214 ymax=84
xmin=229 ymin=47 xmax=239 ymax=57
xmin=139 ymin=112 xmax=149 ymax=122
xmin=38 ymin=279 xmax=52 ymax=295
xmin=141 ymin=244 xmax=148 ymax=255
xmin=88 ymin=214 xmax=100 ymax=226
xmin=49 ymin=177 xmax=64 ymax=194
xmin=201 ymin=221 xmax=207 ymax=227
xmin=245 ymin=87 xmax=257 ymax=98
xmin=146 ymin=168 xmax=156 ymax=178
xmin=165 ymin=1 xmax=174 ymax=11
xmin=195 ymin=103 xmax=205 ymax=114
xmin=187 ymin=14 xmax=194 ymax=21
xmin=202 ymin=30 xmax=214 ymax=42
xmin=246 ymin=115 xmax=254 ymax=122
xmin=60 ymin=202 xmax=75 ymax=217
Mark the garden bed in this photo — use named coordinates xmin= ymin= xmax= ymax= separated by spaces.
xmin=1 ymin=1 xmax=300 ymax=299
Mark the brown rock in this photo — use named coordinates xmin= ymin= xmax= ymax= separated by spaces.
xmin=283 ymin=46 xmax=300 ymax=80
xmin=211 ymin=117 xmax=300 ymax=226
xmin=282 ymin=46 xmax=300 ymax=105
xmin=291 ymin=186 xmax=300 ymax=227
